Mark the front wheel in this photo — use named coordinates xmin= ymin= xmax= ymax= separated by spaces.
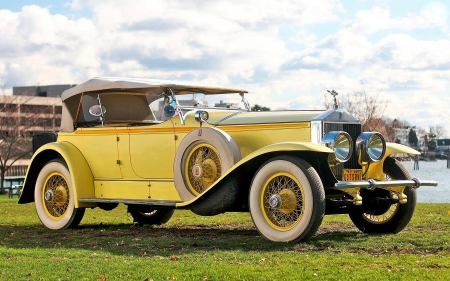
xmin=249 ymin=156 xmax=325 ymax=242
xmin=348 ymin=157 xmax=416 ymax=233
xmin=34 ymin=159 xmax=85 ymax=230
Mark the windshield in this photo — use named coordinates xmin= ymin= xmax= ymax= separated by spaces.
xmin=172 ymin=93 xmax=248 ymax=110
xmin=77 ymin=92 xmax=249 ymax=125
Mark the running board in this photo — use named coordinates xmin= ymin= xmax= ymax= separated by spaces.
xmin=79 ymin=198 xmax=182 ymax=208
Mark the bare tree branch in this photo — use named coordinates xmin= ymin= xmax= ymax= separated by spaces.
xmin=0 ymin=93 xmax=54 ymax=192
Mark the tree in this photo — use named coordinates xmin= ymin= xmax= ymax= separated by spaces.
xmin=383 ymin=118 xmax=408 ymax=143
xmin=427 ymin=127 xmax=437 ymax=151
xmin=323 ymin=82 xmax=388 ymax=132
xmin=408 ymin=128 xmax=418 ymax=147
xmin=0 ymin=95 xmax=40 ymax=193
xmin=431 ymin=125 xmax=446 ymax=140
xmin=427 ymin=140 xmax=437 ymax=151
xmin=251 ymin=104 xmax=270 ymax=111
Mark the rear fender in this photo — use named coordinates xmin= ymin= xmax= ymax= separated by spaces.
xmin=366 ymin=142 xmax=419 ymax=180
xmin=178 ymin=142 xmax=334 ymax=214
xmin=19 ymin=142 xmax=94 ymax=208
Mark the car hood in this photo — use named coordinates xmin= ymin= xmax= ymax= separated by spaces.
xmin=207 ymin=109 xmax=358 ymax=126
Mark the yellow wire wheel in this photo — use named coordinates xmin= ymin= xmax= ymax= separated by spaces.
xmin=184 ymin=143 xmax=222 ymax=195
xmin=34 ymin=159 xmax=85 ymax=230
xmin=348 ymin=157 xmax=417 ymax=233
xmin=249 ymin=156 xmax=325 ymax=243
xmin=174 ymin=128 xmax=241 ymax=201
xmin=260 ymin=172 xmax=305 ymax=231
xmin=41 ymin=172 xmax=70 ymax=220
xmin=361 ymin=191 xmax=399 ymax=224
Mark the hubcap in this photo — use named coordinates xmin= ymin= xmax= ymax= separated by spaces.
xmin=44 ymin=190 xmax=53 ymax=201
xmin=279 ymin=189 xmax=297 ymax=214
xmin=269 ymin=194 xmax=281 ymax=208
xmin=192 ymin=164 xmax=203 ymax=178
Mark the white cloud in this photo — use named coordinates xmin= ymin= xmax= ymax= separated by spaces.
xmin=373 ymin=34 xmax=450 ymax=70
xmin=422 ymin=2 xmax=449 ymax=31
xmin=346 ymin=6 xmax=447 ymax=35
xmin=1 ymin=1 xmax=450 ymax=135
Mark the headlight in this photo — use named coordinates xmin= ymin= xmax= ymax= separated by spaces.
xmin=194 ymin=110 xmax=209 ymax=123
xmin=321 ymin=131 xmax=353 ymax=163
xmin=356 ymin=132 xmax=386 ymax=163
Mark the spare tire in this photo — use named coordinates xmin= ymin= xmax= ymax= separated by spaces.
xmin=174 ymin=127 xmax=241 ymax=201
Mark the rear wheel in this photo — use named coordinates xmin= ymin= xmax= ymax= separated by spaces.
xmin=249 ymin=156 xmax=325 ymax=242
xmin=128 ymin=206 xmax=174 ymax=226
xmin=34 ymin=159 xmax=85 ymax=229
xmin=348 ymin=157 xmax=416 ymax=233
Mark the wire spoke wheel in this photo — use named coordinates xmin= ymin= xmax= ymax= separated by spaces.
xmin=35 ymin=158 xmax=85 ymax=230
xmin=42 ymin=172 xmax=70 ymax=219
xmin=174 ymin=128 xmax=241 ymax=201
xmin=185 ymin=143 xmax=221 ymax=195
xmin=362 ymin=192 xmax=399 ymax=224
xmin=261 ymin=173 xmax=304 ymax=230
xmin=249 ymin=156 xmax=325 ymax=243
xmin=349 ymin=157 xmax=416 ymax=233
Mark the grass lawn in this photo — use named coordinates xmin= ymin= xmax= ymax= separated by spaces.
xmin=0 ymin=195 xmax=449 ymax=280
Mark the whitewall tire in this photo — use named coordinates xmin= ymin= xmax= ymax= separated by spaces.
xmin=34 ymin=159 xmax=85 ymax=229
xmin=249 ymin=156 xmax=325 ymax=242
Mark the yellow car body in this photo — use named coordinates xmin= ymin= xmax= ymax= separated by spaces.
xmin=19 ymin=77 xmax=437 ymax=242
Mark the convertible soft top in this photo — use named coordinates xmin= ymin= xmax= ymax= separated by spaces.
xmin=61 ymin=77 xmax=248 ymax=101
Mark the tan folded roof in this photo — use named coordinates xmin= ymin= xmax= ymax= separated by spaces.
xmin=61 ymin=77 xmax=248 ymax=101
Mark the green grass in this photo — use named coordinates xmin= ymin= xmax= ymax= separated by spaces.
xmin=1 ymin=195 xmax=449 ymax=280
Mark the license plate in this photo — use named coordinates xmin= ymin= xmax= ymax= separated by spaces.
xmin=343 ymin=169 xmax=362 ymax=181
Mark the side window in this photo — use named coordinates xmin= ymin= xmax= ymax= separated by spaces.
xmin=81 ymin=94 xmax=100 ymax=122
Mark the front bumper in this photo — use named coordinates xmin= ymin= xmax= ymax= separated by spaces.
xmin=330 ymin=179 xmax=438 ymax=205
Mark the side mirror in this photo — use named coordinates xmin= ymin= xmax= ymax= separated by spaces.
xmin=89 ymin=105 xmax=106 ymax=117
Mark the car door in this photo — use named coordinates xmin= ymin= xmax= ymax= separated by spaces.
xmin=128 ymin=121 xmax=176 ymax=179
xmin=79 ymin=127 xmax=123 ymax=179
xmin=75 ymin=94 xmax=123 ymax=179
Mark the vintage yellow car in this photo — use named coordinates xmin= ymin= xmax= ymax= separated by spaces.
xmin=19 ymin=77 xmax=437 ymax=242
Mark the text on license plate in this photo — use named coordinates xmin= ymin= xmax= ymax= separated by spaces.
xmin=343 ymin=169 xmax=362 ymax=181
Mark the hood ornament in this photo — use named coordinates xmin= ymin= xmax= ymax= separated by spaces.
xmin=327 ymin=90 xmax=339 ymax=110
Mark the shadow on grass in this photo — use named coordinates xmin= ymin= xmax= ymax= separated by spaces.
xmin=1 ymin=221 xmax=371 ymax=256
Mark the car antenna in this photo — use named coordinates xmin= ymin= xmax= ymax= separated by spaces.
xmin=327 ymin=90 xmax=339 ymax=110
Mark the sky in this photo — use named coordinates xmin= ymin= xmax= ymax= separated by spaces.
xmin=0 ymin=0 xmax=449 ymax=137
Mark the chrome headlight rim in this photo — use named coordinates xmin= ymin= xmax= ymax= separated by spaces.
xmin=356 ymin=132 xmax=386 ymax=163
xmin=194 ymin=110 xmax=209 ymax=123
xmin=321 ymin=131 xmax=353 ymax=163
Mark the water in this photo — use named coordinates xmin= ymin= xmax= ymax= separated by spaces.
xmin=401 ymin=160 xmax=449 ymax=203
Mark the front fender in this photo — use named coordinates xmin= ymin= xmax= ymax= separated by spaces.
xmin=366 ymin=142 xmax=419 ymax=180
xmin=19 ymin=142 xmax=94 ymax=208
xmin=177 ymin=142 xmax=333 ymax=212
xmin=251 ymin=142 xmax=333 ymax=155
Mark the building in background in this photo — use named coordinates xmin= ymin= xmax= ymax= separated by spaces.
xmin=1 ymin=85 xmax=73 ymax=184
xmin=13 ymin=84 xmax=75 ymax=98
xmin=0 ymin=95 xmax=63 ymax=135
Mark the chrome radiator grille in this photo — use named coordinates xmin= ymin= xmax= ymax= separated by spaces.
xmin=323 ymin=122 xmax=361 ymax=179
